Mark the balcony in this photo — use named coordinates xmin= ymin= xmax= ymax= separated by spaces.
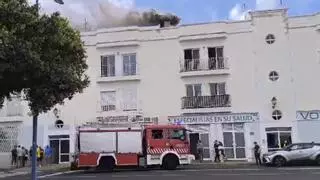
xmin=181 ymin=95 xmax=231 ymax=113
xmin=97 ymin=64 xmax=141 ymax=83
xmin=180 ymin=57 xmax=230 ymax=77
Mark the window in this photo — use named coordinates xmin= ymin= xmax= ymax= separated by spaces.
xmin=272 ymin=110 xmax=282 ymax=120
xmin=208 ymin=47 xmax=224 ymax=69
xmin=123 ymin=54 xmax=137 ymax=76
xmin=302 ymin=143 xmax=314 ymax=149
xmin=209 ymin=83 xmax=226 ymax=95
xmin=100 ymin=91 xmax=116 ymax=111
xmin=152 ymin=130 xmax=163 ymax=139
xmin=169 ymin=129 xmax=185 ymax=140
xmin=266 ymin=127 xmax=292 ymax=151
xmin=184 ymin=49 xmax=200 ymax=71
xmin=289 ymin=144 xmax=303 ymax=151
xmin=269 ymin=71 xmax=279 ymax=81
xmin=122 ymin=88 xmax=137 ymax=111
xmin=266 ymin=34 xmax=275 ymax=44
xmin=101 ymin=55 xmax=115 ymax=77
xmin=186 ymin=84 xmax=202 ymax=97
xmin=6 ymin=95 xmax=23 ymax=116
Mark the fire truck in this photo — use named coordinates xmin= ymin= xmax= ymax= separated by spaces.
xmin=73 ymin=124 xmax=195 ymax=170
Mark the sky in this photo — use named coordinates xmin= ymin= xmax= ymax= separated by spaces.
xmin=29 ymin=0 xmax=320 ymax=27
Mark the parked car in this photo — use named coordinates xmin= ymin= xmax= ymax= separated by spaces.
xmin=262 ymin=143 xmax=320 ymax=167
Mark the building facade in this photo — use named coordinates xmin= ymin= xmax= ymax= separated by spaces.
xmin=1 ymin=9 xmax=320 ymax=165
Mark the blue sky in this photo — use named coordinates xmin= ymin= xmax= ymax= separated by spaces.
xmin=32 ymin=0 xmax=320 ymax=26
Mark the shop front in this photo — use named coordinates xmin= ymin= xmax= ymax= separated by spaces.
xmin=168 ymin=112 xmax=260 ymax=161
xmin=296 ymin=110 xmax=320 ymax=143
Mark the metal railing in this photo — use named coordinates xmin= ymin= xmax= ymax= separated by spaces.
xmin=180 ymin=57 xmax=228 ymax=72
xmin=181 ymin=95 xmax=231 ymax=109
xmin=100 ymin=63 xmax=140 ymax=77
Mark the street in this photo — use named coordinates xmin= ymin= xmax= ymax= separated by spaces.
xmin=4 ymin=167 xmax=320 ymax=180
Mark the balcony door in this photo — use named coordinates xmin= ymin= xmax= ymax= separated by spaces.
xmin=208 ymin=47 xmax=224 ymax=70
xmin=209 ymin=83 xmax=226 ymax=96
xmin=186 ymin=84 xmax=202 ymax=97
xmin=184 ymin=49 xmax=200 ymax=71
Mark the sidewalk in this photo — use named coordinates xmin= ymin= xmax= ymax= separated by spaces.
xmin=186 ymin=160 xmax=257 ymax=169
xmin=0 ymin=164 xmax=70 ymax=179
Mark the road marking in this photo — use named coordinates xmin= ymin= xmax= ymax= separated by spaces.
xmin=0 ymin=172 xmax=28 ymax=179
xmin=38 ymin=170 xmax=83 ymax=179
xmin=177 ymin=168 xmax=262 ymax=172
xmin=278 ymin=167 xmax=320 ymax=170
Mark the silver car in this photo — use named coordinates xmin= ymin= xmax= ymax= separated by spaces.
xmin=263 ymin=143 xmax=320 ymax=167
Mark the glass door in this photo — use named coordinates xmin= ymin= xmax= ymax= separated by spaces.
xmin=199 ymin=133 xmax=210 ymax=159
xmin=60 ymin=139 xmax=70 ymax=163
xmin=222 ymin=123 xmax=246 ymax=160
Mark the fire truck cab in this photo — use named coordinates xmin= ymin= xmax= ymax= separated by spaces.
xmin=74 ymin=124 xmax=195 ymax=171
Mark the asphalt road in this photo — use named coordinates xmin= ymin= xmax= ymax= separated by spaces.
xmin=6 ymin=167 xmax=320 ymax=180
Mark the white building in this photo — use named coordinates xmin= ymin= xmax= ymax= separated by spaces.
xmin=1 ymin=9 xmax=320 ymax=165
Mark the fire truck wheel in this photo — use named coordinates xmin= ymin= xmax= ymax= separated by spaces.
xmin=97 ymin=156 xmax=115 ymax=171
xmin=162 ymin=154 xmax=179 ymax=170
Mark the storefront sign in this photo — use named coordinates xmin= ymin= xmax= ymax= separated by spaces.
xmin=97 ymin=116 xmax=129 ymax=123
xmin=168 ymin=113 xmax=259 ymax=125
xmin=296 ymin=110 xmax=320 ymax=121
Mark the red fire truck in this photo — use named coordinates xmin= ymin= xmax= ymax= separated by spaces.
xmin=73 ymin=124 xmax=195 ymax=170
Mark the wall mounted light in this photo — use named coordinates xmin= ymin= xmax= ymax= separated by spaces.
xmin=271 ymin=97 xmax=277 ymax=109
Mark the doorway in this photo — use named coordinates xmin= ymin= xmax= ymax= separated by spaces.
xmin=49 ymin=135 xmax=70 ymax=164
xmin=222 ymin=123 xmax=246 ymax=160
xmin=189 ymin=133 xmax=210 ymax=160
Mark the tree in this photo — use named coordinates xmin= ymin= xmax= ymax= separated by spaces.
xmin=0 ymin=0 xmax=89 ymax=179
xmin=0 ymin=0 xmax=89 ymax=114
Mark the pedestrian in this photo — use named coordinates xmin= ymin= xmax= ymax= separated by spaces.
xmin=11 ymin=145 xmax=17 ymax=168
xmin=21 ymin=147 xmax=26 ymax=167
xmin=214 ymin=140 xmax=220 ymax=162
xmin=45 ymin=145 xmax=52 ymax=165
xmin=197 ymin=140 xmax=204 ymax=163
xmin=253 ymin=142 xmax=262 ymax=166
xmin=218 ymin=141 xmax=226 ymax=161
xmin=17 ymin=145 xmax=23 ymax=168
xmin=37 ymin=146 xmax=42 ymax=167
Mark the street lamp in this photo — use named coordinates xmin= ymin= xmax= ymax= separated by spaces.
xmin=31 ymin=2 xmax=64 ymax=180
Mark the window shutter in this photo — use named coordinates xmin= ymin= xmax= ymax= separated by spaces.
xmin=218 ymin=83 xmax=226 ymax=95
xmin=210 ymin=83 xmax=217 ymax=96
xmin=186 ymin=85 xmax=193 ymax=97
xmin=109 ymin=55 xmax=115 ymax=76
xmin=194 ymin=84 xmax=202 ymax=96
xmin=130 ymin=54 xmax=136 ymax=75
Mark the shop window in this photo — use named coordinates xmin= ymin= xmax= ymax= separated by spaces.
xmin=266 ymin=127 xmax=292 ymax=152
xmin=151 ymin=130 xmax=163 ymax=139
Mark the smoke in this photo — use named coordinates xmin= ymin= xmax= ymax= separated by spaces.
xmin=29 ymin=0 xmax=180 ymax=31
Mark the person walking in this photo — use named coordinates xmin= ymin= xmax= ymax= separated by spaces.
xmin=37 ymin=146 xmax=42 ymax=167
xmin=11 ymin=146 xmax=17 ymax=168
xmin=17 ymin=145 xmax=23 ymax=168
xmin=214 ymin=140 xmax=220 ymax=163
xmin=21 ymin=147 xmax=26 ymax=167
xmin=197 ymin=140 xmax=204 ymax=163
xmin=218 ymin=141 xmax=226 ymax=161
xmin=45 ymin=145 xmax=52 ymax=165
xmin=254 ymin=142 xmax=262 ymax=166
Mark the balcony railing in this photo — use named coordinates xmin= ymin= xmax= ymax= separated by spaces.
xmin=100 ymin=63 xmax=140 ymax=77
xmin=180 ymin=57 xmax=228 ymax=72
xmin=181 ymin=95 xmax=231 ymax=109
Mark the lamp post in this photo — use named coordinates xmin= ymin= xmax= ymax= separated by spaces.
xmin=31 ymin=2 xmax=64 ymax=180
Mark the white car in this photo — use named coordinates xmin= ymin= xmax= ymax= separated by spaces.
xmin=262 ymin=143 xmax=320 ymax=167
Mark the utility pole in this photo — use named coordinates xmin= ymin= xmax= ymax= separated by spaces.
xmin=31 ymin=1 xmax=64 ymax=180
